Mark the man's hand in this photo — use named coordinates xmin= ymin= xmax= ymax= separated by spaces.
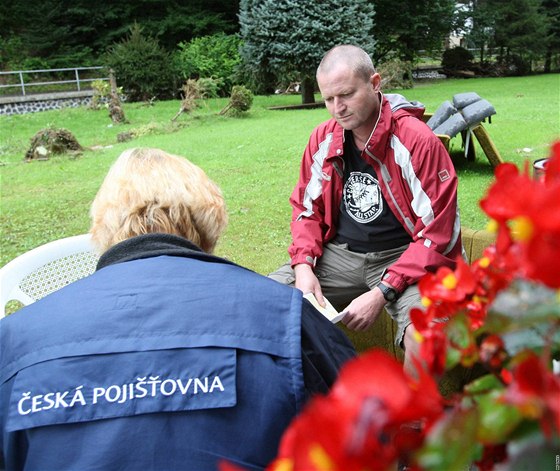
xmin=341 ymin=286 xmax=387 ymax=331
xmin=294 ymin=264 xmax=325 ymax=307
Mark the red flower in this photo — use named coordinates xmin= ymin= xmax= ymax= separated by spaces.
xmin=479 ymin=163 xmax=536 ymax=225
xmin=479 ymin=334 xmax=508 ymax=371
xmin=474 ymin=443 xmax=508 ymax=471
xmin=480 ymin=142 xmax=560 ymax=288
xmin=471 ymin=245 xmax=517 ymax=303
xmin=219 ymin=462 xmax=250 ymax=471
xmin=544 ymin=141 xmax=560 ymax=185
xmin=410 ymin=307 xmax=448 ymax=376
xmin=501 ymin=352 xmax=560 ymax=437
xmin=331 ymin=350 xmax=443 ymax=427
xmin=418 ymin=257 xmax=477 ymax=304
xmin=270 ymin=350 xmax=444 ymax=471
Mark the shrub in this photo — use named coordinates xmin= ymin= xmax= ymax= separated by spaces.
xmin=499 ymin=54 xmax=532 ymax=76
xmin=176 ymin=33 xmax=242 ymax=97
xmin=104 ymin=23 xmax=178 ymax=102
xmin=441 ymin=46 xmax=474 ymax=71
xmin=25 ymin=127 xmax=83 ymax=161
xmin=219 ymin=85 xmax=253 ymax=116
xmin=171 ymin=79 xmax=204 ymax=121
xmin=377 ymin=58 xmax=414 ymax=89
xmin=90 ymin=79 xmax=122 ymax=110
xmin=196 ymin=77 xmax=223 ymax=99
xmin=0 ymin=37 xmax=26 ymax=70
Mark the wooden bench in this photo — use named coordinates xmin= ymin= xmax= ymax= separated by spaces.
xmin=423 ymin=113 xmax=504 ymax=168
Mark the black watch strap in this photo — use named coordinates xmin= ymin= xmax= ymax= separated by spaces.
xmin=376 ymin=282 xmax=399 ymax=302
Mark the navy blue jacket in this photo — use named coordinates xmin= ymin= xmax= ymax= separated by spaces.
xmin=1 ymin=234 xmax=355 ymax=471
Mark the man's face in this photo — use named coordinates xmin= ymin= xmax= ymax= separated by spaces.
xmin=318 ymin=65 xmax=381 ymax=135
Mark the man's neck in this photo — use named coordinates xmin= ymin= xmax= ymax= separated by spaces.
xmin=351 ymin=94 xmax=382 ymax=150
xmin=351 ymin=130 xmax=372 ymax=151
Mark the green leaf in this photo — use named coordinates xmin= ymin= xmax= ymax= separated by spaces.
xmin=446 ymin=313 xmax=472 ymax=350
xmin=476 ymin=390 xmax=523 ymax=444
xmin=464 ymin=374 xmax=504 ymax=395
xmin=416 ymin=408 xmax=480 ymax=470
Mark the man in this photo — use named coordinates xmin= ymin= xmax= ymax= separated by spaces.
xmin=270 ymin=45 xmax=462 ymax=374
xmin=0 ymin=148 xmax=355 ymax=471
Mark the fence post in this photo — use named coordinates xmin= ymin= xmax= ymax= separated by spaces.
xmin=19 ymin=71 xmax=25 ymax=96
xmin=75 ymin=68 xmax=81 ymax=91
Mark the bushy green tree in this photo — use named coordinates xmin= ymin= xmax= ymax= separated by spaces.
xmin=441 ymin=46 xmax=474 ymax=71
xmin=371 ymin=0 xmax=455 ymax=63
xmin=541 ymin=0 xmax=560 ymax=72
xmin=176 ymin=33 xmax=241 ymax=96
xmin=104 ymin=23 xmax=178 ymax=102
xmin=492 ymin=0 xmax=549 ymax=73
xmin=0 ymin=0 xmax=240 ymax=70
xmin=454 ymin=0 xmax=498 ymax=64
xmin=458 ymin=0 xmax=551 ymax=75
xmin=239 ymin=0 xmax=376 ymax=104
xmin=0 ymin=0 xmax=94 ymax=68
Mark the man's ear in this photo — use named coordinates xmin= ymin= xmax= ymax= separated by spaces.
xmin=371 ymin=73 xmax=381 ymax=92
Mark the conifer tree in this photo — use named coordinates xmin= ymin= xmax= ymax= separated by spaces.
xmin=239 ymin=0 xmax=376 ymax=104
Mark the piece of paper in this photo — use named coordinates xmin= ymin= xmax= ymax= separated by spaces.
xmin=303 ymin=292 xmax=345 ymax=323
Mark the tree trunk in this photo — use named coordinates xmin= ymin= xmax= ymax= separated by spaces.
xmin=300 ymin=76 xmax=316 ymax=104
xmin=544 ymin=49 xmax=551 ymax=73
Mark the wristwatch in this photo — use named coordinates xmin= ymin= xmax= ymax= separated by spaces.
xmin=376 ymin=282 xmax=399 ymax=303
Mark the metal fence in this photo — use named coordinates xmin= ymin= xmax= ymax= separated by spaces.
xmin=0 ymin=66 xmax=108 ymax=96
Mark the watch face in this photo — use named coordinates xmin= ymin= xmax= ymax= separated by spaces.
xmin=379 ymin=283 xmax=397 ymax=302
xmin=386 ymin=289 xmax=397 ymax=302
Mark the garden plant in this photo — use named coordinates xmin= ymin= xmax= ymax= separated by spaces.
xmin=222 ymin=141 xmax=560 ymax=470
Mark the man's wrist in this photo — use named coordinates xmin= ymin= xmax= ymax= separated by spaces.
xmin=376 ymin=282 xmax=399 ymax=303
xmin=291 ymin=254 xmax=317 ymax=268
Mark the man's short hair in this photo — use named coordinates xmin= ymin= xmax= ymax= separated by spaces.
xmin=317 ymin=44 xmax=376 ymax=82
xmin=90 ymin=148 xmax=227 ymax=253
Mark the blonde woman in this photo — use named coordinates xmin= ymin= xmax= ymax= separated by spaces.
xmin=1 ymin=148 xmax=354 ymax=471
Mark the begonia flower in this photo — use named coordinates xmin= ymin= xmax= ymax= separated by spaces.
xmin=270 ymin=350 xmax=444 ymax=471
xmin=501 ymin=352 xmax=560 ymax=437
xmin=479 ymin=334 xmax=508 ymax=371
xmin=418 ymin=258 xmax=477 ymax=304
xmin=480 ymin=143 xmax=560 ymax=288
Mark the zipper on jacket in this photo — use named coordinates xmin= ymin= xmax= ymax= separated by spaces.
xmin=332 ymin=158 xmax=344 ymax=178
xmin=365 ymin=148 xmax=415 ymax=234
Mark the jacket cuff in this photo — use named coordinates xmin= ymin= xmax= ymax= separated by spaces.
xmin=290 ymin=254 xmax=317 ymax=268
xmin=381 ymin=271 xmax=408 ymax=293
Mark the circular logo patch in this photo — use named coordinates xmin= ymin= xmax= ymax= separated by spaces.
xmin=342 ymin=172 xmax=383 ymax=223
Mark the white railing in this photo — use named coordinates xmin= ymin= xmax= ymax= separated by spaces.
xmin=0 ymin=66 xmax=108 ymax=96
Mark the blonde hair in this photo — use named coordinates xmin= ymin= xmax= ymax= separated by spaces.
xmin=90 ymin=148 xmax=227 ymax=254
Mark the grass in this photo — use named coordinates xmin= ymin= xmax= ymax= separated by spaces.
xmin=1 ymin=74 xmax=559 ymax=275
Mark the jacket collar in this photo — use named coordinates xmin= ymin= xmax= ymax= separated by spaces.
xmin=366 ymin=94 xmax=393 ymax=158
xmin=326 ymin=93 xmax=425 ymax=162
xmin=96 ymin=233 xmax=235 ymax=271
xmin=326 ymin=93 xmax=393 ymax=161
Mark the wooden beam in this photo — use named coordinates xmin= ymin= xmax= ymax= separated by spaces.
xmin=472 ymin=124 xmax=504 ymax=167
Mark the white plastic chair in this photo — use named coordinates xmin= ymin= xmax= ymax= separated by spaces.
xmin=0 ymin=234 xmax=99 ymax=317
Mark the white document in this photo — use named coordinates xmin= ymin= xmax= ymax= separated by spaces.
xmin=303 ymin=292 xmax=345 ymax=324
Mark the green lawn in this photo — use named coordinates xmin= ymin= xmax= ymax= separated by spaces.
xmin=1 ymin=74 xmax=559 ymax=275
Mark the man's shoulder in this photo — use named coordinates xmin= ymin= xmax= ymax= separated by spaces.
xmin=312 ymin=117 xmax=339 ymax=135
xmin=393 ymin=111 xmax=442 ymax=148
xmin=385 ymin=93 xmax=425 ymax=119
xmin=307 ymin=118 xmax=343 ymax=153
